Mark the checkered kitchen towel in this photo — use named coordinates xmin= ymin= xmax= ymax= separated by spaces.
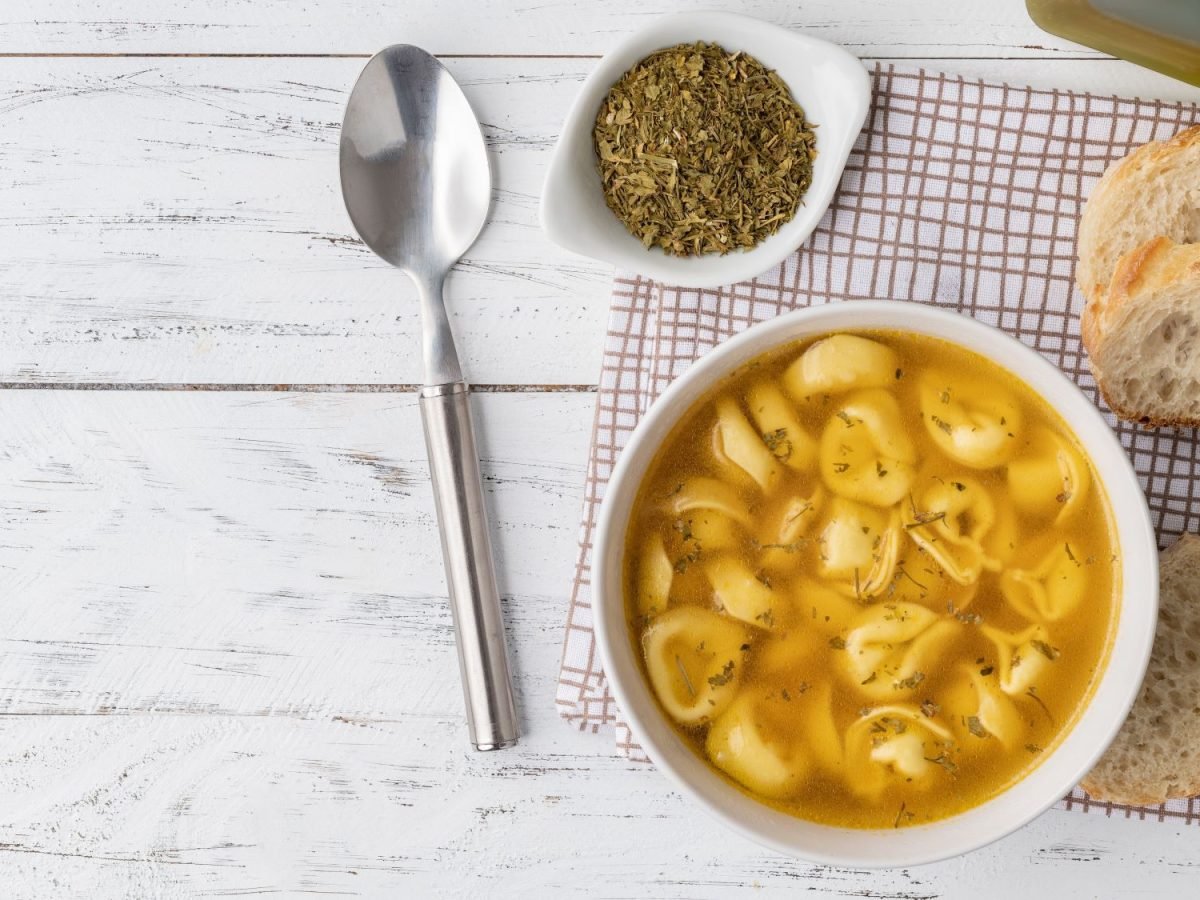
xmin=557 ymin=64 xmax=1200 ymax=822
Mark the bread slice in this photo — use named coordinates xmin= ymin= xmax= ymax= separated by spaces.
xmin=1082 ymin=534 xmax=1200 ymax=805
xmin=1081 ymin=236 xmax=1200 ymax=427
xmin=1076 ymin=124 xmax=1200 ymax=306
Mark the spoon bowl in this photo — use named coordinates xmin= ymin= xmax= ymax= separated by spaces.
xmin=340 ymin=46 xmax=490 ymax=277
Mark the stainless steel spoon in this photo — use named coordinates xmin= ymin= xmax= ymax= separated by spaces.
xmin=339 ymin=45 xmax=518 ymax=751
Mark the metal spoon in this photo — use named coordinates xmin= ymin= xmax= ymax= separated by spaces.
xmin=340 ymin=45 xmax=518 ymax=751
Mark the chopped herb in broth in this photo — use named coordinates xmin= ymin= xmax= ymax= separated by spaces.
xmin=624 ymin=330 xmax=1119 ymax=829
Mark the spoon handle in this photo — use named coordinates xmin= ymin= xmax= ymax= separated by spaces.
xmin=419 ymin=381 xmax=520 ymax=750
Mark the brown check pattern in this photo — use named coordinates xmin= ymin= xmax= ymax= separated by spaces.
xmin=557 ymin=65 xmax=1200 ymax=821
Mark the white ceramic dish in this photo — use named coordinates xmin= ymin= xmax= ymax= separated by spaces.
xmin=540 ymin=12 xmax=871 ymax=289
xmin=591 ymin=301 xmax=1158 ymax=867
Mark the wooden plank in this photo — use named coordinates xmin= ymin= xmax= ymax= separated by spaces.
xmin=0 ymin=715 xmax=1196 ymax=897
xmin=0 ymin=390 xmax=593 ymax=718
xmin=2 ymin=56 xmax=1197 ymax=388
xmin=0 ymin=0 xmax=1109 ymax=57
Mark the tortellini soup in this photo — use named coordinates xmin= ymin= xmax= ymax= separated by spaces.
xmin=624 ymin=331 xmax=1118 ymax=828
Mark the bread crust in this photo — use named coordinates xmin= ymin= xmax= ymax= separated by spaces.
xmin=1081 ymin=535 xmax=1200 ymax=804
xmin=1077 ymin=124 xmax=1200 ymax=306
xmin=1081 ymin=236 xmax=1200 ymax=428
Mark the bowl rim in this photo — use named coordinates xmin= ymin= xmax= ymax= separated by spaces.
xmin=591 ymin=300 xmax=1159 ymax=867
xmin=539 ymin=11 xmax=872 ymax=289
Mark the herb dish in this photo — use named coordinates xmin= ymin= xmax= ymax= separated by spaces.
xmin=541 ymin=12 xmax=871 ymax=288
xmin=591 ymin=302 xmax=1157 ymax=866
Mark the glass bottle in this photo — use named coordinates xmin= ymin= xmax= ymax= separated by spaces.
xmin=1027 ymin=0 xmax=1200 ymax=87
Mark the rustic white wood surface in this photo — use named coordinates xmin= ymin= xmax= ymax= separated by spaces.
xmin=2 ymin=2 xmax=1199 ymax=897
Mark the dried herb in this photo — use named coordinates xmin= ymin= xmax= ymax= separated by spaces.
xmin=905 ymin=510 xmax=946 ymax=530
xmin=894 ymin=671 xmax=926 ymax=690
xmin=673 ymin=546 xmax=701 ymax=574
xmin=920 ymin=699 xmax=939 ymax=718
xmin=953 ymin=607 xmax=983 ymax=626
xmin=832 ymin=462 xmax=851 ymax=474
xmin=1030 ymin=639 xmax=1060 ymax=661
xmin=829 ymin=636 xmax=846 ymax=650
xmin=707 ymin=660 xmax=736 ymax=688
xmin=672 ymin=516 xmax=701 ymax=573
xmin=594 ymin=42 xmax=818 ymax=256
xmin=762 ymin=427 xmax=793 ymax=462
xmin=675 ymin=654 xmax=696 ymax=697
xmin=782 ymin=503 xmax=814 ymax=531
xmin=1026 ymin=687 xmax=1054 ymax=723
xmin=754 ymin=539 xmax=806 ymax=553
xmin=966 ymin=715 xmax=988 ymax=738
xmin=894 ymin=801 xmax=915 ymax=828
xmin=895 ymin=566 xmax=928 ymax=591
xmin=924 ymin=753 xmax=958 ymax=774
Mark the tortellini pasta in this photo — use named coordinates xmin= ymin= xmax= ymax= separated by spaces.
xmin=745 ymin=381 xmax=817 ymax=473
xmin=642 ymin=607 xmax=749 ymax=725
xmin=1007 ymin=427 xmax=1091 ymax=525
xmin=798 ymin=681 xmax=844 ymax=775
xmin=843 ymin=705 xmax=956 ymax=798
xmin=635 ymin=533 xmax=673 ymax=617
xmin=1000 ymin=541 xmax=1088 ymax=622
xmin=918 ymin=370 xmax=1022 ymax=468
xmin=982 ymin=623 xmax=1057 ymax=697
xmin=944 ymin=666 xmax=1025 ymax=750
xmin=880 ymin=538 xmax=980 ymax=611
xmin=667 ymin=477 xmax=752 ymax=528
xmin=904 ymin=475 xmax=1005 ymax=585
xmin=667 ymin=477 xmax=750 ymax=552
xmin=819 ymin=389 xmax=917 ymax=507
xmin=707 ymin=682 xmax=844 ymax=799
xmin=794 ymin=576 xmax=861 ymax=636
xmin=783 ymin=334 xmax=899 ymax=398
xmin=712 ymin=398 xmax=782 ymax=491
xmin=707 ymin=692 xmax=810 ymax=799
xmin=682 ymin=508 xmax=741 ymax=553
xmin=757 ymin=486 xmax=824 ymax=570
xmin=706 ymin=557 xmax=784 ymax=629
xmin=815 ymin=497 xmax=903 ymax=599
xmin=840 ymin=602 xmax=959 ymax=698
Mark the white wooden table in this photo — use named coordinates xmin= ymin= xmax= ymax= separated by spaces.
xmin=3 ymin=3 xmax=1199 ymax=896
